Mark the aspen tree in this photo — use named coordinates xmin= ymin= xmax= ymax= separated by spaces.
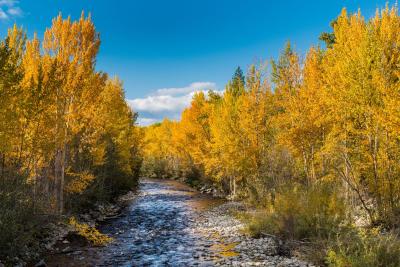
xmin=42 ymin=12 xmax=100 ymax=214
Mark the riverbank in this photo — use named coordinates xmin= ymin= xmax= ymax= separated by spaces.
xmin=193 ymin=201 xmax=314 ymax=266
xmin=18 ymin=191 xmax=137 ymax=267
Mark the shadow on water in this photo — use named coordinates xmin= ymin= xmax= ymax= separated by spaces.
xmin=45 ymin=179 xmax=232 ymax=267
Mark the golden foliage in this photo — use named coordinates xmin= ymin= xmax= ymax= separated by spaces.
xmin=65 ymin=171 xmax=96 ymax=194
xmin=0 ymin=12 xmax=142 ymax=216
xmin=68 ymin=217 xmax=113 ymax=246
xmin=142 ymin=4 xmax=400 ymax=227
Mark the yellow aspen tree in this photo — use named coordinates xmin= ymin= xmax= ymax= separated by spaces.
xmin=177 ymin=92 xmax=212 ymax=172
xmin=237 ymin=64 xmax=274 ymax=199
xmin=0 ymin=26 xmax=26 ymax=178
xmin=42 ymin=12 xmax=100 ymax=214
xmin=208 ymin=89 xmax=242 ymax=197
xmin=278 ymin=47 xmax=328 ymax=185
xmin=0 ymin=30 xmax=24 ymax=175
xmin=322 ymin=8 xmax=394 ymax=222
xmin=271 ymin=41 xmax=302 ymax=114
xmin=369 ymin=5 xmax=400 ymax=224
xmin=143 ymin=119 xmax=178 ymax=178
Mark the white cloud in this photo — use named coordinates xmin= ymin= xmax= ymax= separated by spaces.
xmin=7 ymin=6 xmax=21 ymax=16
xmin=137 ymin=118 xmax=159 ymax=126
xmin=0 ymin=8 xmax=7 ymax=20
xmin=127 ymin=82 xmax=219 ymax=126
xmin=0 ymin=0 xmax=22 ymax=21
xmin=128 ymin=94 xmax=192 ymax=113
xmin=154 ymin=82 xmax=216 ymax=96
xmin=0 ymin=0 xmax=15 ymax=6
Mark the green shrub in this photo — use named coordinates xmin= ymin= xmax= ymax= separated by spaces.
xmin=0 ymin=171 xmax=39 ymax=263
xmin=326 ymin=228 xmax=400 ymax=267
xmin=245 ymin=182 xmax=347 ymax=241
xmin=242 ymin=180 xmax=400 ymax=266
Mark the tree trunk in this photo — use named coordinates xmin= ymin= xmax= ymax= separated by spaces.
xmin=233 ymin=177 xmax=237 ymax=199
xmin=229 ymin=176 xmax=233 ymax=198
xmin=302 ymin=150 xmax=310 ymax=186
xmin=369 ymin=133 xmax=382 ymax=218
xmin=54 ymin=146 xmax=65 ymax=215
xmin=33 ymin=160 xmax=37 ymax=214
xmin=311 ymin=145 xmax=316 ymax=183
xmin=0 ymin=152 xmax=4 ymax=179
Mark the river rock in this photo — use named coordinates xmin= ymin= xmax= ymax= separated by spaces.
xmin=34 ymin=259 xmax=47 ymax=267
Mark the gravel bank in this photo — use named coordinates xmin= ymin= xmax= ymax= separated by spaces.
xmin=192 ymin=202 xmax=316 ymax=267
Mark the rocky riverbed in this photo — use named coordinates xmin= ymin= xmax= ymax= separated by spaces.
xmin=193 ymin=202 xmax=314 ymax=266
xmin=45 ymin=179 xmax=314 ymax=266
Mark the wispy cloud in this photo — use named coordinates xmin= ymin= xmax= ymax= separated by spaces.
xmin=136 ymin=118 xmax=159 ymax=126
xmin=0 ymin=0 xmax=15 ymax=6
xmin=127 ymin=82 xmax=218 ymax=126
xmin=0 ymin=8 xmax=7 ymax=20
xmin=7 ymin=6 xmax=21 ymax=16
xmin=129 ymin=94 xmax=194 ymax=113
xmin=154 ymin=82 xmax=217 ymax=96
xmin=0 ymin=0 xmax=23 ymax=21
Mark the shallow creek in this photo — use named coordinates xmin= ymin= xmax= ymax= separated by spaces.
xmin=46 ymin=179 xmax=234 ymax=266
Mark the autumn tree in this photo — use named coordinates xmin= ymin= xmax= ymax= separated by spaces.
xmin=41 ymin=12 xmax=101 ymax=214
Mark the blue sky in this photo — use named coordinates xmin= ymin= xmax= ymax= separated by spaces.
xmin=0 ymin=0 xmax=391 ymax=125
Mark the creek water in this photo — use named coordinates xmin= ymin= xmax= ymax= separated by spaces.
xmin=46 ymin=179 xmax=227 ymax=266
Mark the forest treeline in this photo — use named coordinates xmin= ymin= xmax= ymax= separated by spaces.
xmin=0 ymin=13 xmax=142 ymax=261
xmin=142 ymin=6 xmax=400 ymax=266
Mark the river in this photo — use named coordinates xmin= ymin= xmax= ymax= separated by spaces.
xmin=46 ymin=179 xmax=226 ymax=266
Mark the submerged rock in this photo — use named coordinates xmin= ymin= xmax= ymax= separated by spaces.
xmin=34 ymin=259 xmax=47 ymax=267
